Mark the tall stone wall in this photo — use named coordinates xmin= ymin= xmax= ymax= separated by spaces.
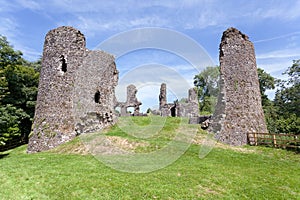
xmin=209 ymin=27 xmax=268 ymax=146
xmin=28 ymin=26 xmax=118 ymax=153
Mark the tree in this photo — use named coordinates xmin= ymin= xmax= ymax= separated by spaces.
xmin=0 ymin=35 xmax=40 ymax=147
xmin=257 ymin=68 xmax=275 ymax=107
xmin=0 ymin=105 xmax=29 ymax=146
xmin=0 ymin=35 xmax=24 ymax=69
xmin=273 ymin=60 xmax=300 ymax=133
xmin=257 ymin=68 xmax=278 ymax=132
xmin=194 ymin=66 xmax=220 ymax=114
xmin=0 ymin=67 xmax=8 ymax=101
xmin=274 ymin=60 xmax=300 ymax=118
xmin=275 ymin=114 xmax=300 ymax=134
xmin=2 ymin=65 xmax=39 ymax=116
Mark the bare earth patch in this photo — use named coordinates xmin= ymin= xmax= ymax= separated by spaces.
xmin=49 ymin=139 xmax=90 ymax=155
xmin=106 ymin=136 xmax=149 ymax=152
xmin=81 ymin=134 xmax=150 ymax=155
xmin=192 ymin=132 xmax=257 ymax=154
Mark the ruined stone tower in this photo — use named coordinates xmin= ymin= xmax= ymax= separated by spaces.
xmin=209 ymin=27 xmax=268 ymax=146
xmin=159 ymin=83 xmax=167 ymax=109
xmin=28 ymin=26 xmax=118 ymax=152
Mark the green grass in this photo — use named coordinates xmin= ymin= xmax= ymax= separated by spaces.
xmin=1 ymin=117 xmax=299 ymax=199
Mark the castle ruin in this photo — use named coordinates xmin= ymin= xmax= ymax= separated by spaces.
xmin=208 ymin=27 xmax=268 ymax=146
xmin=27 ymin=26 xmax=268 ymax=152
xmin=115 ymin=84 xmax=142 ymax=116
xmin=27 ymin=26 xmax=118 ymax=153
xmin=159 ymin=83 xmax=199 ymax=117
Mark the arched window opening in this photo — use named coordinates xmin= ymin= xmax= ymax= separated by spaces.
xmin=127 ymin=107 xmax=134 ymax=114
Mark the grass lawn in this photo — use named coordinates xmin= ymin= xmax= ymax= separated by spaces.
xmin=1 ymin=117 xmax=299 ymax=199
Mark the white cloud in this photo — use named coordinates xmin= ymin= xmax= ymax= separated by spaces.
xmin=0 ymin=1 xmax=16 ymax=12
xmin=16 ymin=0 xmax=41 ymax=10
xmin=0 ymin=16 xmax=23 ymax=52
xmin=26 ymin=0 xmax=227 ymax=35
xmin=259 ymin=1 xmax=300 ymax=21
xmin=253 ymin=31 xmax=300 ymax=44
xmin=0 ymin=17 xmax=18 ymax=38
xmin=1 ymin=0 xmax=300 ymax=71
xmin=256 ymin=48 xmax=300 ymax=59
xmin=257 ymin=61 xmax=290 ymax=75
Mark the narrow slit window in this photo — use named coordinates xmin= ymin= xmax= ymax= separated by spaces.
xmin=94 ymin=91 xmax=101 ymax=103
xmin=60 ymin=55 xmax=67 ymax=72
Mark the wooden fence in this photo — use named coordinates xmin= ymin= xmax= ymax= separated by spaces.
xmin=247 ymin=132 xmax=300 ymax=150
xmin=0 ymin=138 xmax=27 ymax=152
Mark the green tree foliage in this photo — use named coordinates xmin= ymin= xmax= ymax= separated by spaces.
xmin=2 ymin=65 xmax=39 ymax=117
xmin=258 ymin=61 xmax=299 ymax=134
xmin=0 ymin=67 xmax=8 ymax=101
xmin=0 ymin=35 xmax=40 ymax=147
xmin=273 ymin=60 xmax=300 ymax=133
xmin=26 ymin=58 xmax=42 ymax=73
xmin=275 ymin=114 xmax=300 ymax=134
xmin=0 ymin=36 xmax=24 ymax=69
xmin=257 ymin=68 xmax=278 ymax=132
xmin=274 ymin=60 xmax=300 ymax=117
xmin=0 ymin=105 xmax=29 ymax=146
xmin=193 ymin=66 xmax=220 ymax=114
xmin=257 ymin=68 xmax=275 ymax=106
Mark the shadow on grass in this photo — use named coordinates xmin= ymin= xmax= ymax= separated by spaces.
xmin=258 ymin=144 xmax=300 ymax=154
xmin=0 ymin=153 xmax=9 ymax=159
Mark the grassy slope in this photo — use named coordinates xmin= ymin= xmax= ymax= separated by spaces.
xmin=0 ymin=117 xmax=299 ymax=200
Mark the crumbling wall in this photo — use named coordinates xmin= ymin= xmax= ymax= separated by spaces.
xmin=177 ymin=88 xmax=199 ymax=117
xmin=159 ymin=83 xmax=167 ymax=109
xmin=159 ymin=83 xmax=199 ymax=117
xmin=74 ymin=50 xmax=118 ymax=134
xmin=116 ymin=84 xmax=142 ymax=116
xmin=208 ymin=27 xmax=268 ymax=146
xmin=159 ymin=83 xmax=175 ymax=116
xmin=28 ymin=26 xmax=118 ymax=153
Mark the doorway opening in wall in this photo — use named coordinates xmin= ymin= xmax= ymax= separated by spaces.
xmin=115 ymin=106 xmax=121 ymax=115
xmin=127 ymin=107 xmax=134 ymax=115
xmin=170 ymin=105 xmax=176 ymax=117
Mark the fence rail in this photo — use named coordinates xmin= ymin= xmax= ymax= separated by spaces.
xmin=247 ymin=132 xmax=300 ymax=150
xmin=0 ymin=139 xmax=27 ymax=152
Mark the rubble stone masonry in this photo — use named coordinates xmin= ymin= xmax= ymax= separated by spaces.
xmin=209 ymin=27 xmax=268 ymax=145
xmin=27 ymin=26 xmax=118 ymax=152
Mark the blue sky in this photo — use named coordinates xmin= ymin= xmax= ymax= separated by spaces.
xmin=1 ymin=0 xmax=300 ymax=111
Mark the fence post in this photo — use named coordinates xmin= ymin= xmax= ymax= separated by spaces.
xmin=272 ymin=134 xmax=277 ymax=147
xmin=254 ymin=133 xmax=257 ymax=146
